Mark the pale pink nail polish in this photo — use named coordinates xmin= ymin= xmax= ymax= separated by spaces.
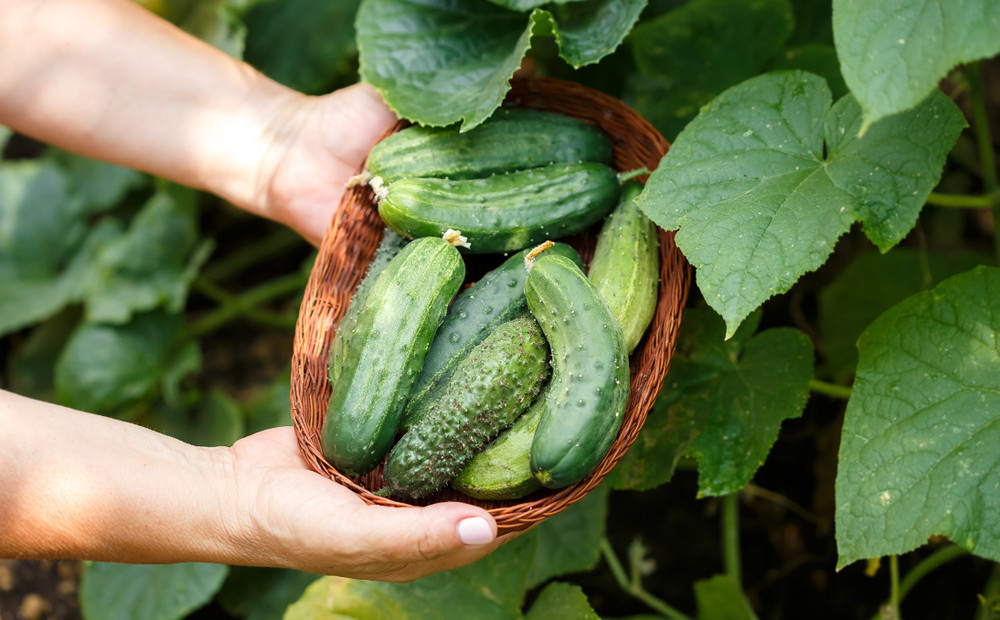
xmin=457 ymin=517 xmax=494 ymax=545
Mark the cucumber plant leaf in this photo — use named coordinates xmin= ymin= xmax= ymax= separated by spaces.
xmin=525 ymin=483 xmax=609 ymax=588
xmin=628 ymin=0 xmax=794 ymax=140
xmin=695 ymin=574 xmax=759 ymax=619
xmin=84 ymin=189 xmax=212 ymax=324
xmin=54 ymin=310 xmax=185 ymax=413
xmin=243 ymin=0 xmax=361 ymax=94
xmin=836 ymin=266 xmax=1000 ymax=568
xmin=524 ymin=582 xmax=599 ymax=619
xmin=80 ymin=562 xmax=229 ymax=620
xmin=609 ymin=305 xmax=813 ymax=496
xmin=486 ymin=0 xmax=586 ymax=10
xmin=356 ymin=0 xmax=642 ymax=129
xmin=217 ymin=566 xmax=318 ymax=620
xmin=636 ymin=70 xmax=965 ymax=338
xmin=818 ymin=248 xmax=987 ymax=383
xmin=833 ymin=0 xmax=1000 ymax=132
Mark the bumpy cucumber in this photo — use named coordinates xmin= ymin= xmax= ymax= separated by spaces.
xmin=400 ymin=242 xmax=582 ymax=430
xmin=320 ymin=237 xmax=464 ymax=476
xmin=587 ymin=181 xmax=660 ymax=353
xmin=451 ymin=387 xmax=548 ymax=500
xmin=383 ymin=315 xmax=551 ymax=499
xmin=328 ymin=228 xmax=408 ymax=386
xmin=525 ymin=253 xmax=630 ymax=489
xmin=364 ymin=107 xmax=613 ymax=183
xmin=377 ymin=162 xmax=620 ymax=254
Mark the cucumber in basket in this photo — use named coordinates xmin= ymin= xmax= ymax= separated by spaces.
xmin=328 ymin=228 xmax=408 ymax=387
xmin=364 ymin=107 xmax=613 ymax=183
xmin=320 ymin=237 xmax=464 ymax=477
xmin=383 ymin=315 xmax=551 ymax=499
xmin=400 ymin=242 xmax=582 ymax=430
xmin=587 ymin=181 xmax=661 ymax=353
xmin=525 ymin=252 xmax=630 ymax=489
xmin=376 ymin=162 xmax=621 ymax=254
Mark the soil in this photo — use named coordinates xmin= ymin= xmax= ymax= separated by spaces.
xmin=0 ymin=561 xmax=82 ymax=620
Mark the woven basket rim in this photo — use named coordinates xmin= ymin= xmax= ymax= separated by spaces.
xmin=290 ymin=76 xmax=691 ymax=534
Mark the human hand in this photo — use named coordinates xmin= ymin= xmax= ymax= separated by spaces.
xmin=216 ymin=426 xmax=509 ymax=581
xmin=253 ymin=82 xmax=398 ymax=247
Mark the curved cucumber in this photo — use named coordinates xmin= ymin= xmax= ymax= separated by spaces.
xmin=328 ymin=228 xmax=408 ymax=386
xmin=320 ymin=237 xmax=465 ymax=476
xmin=383 ymin=315 xmax=551 ymax=499
xmin=525 ymin=254 xmax=630 ymax=489
xmin=451 ymin=387 xmax=548 ymax=500
xmin=401 ymin=242 xmax=582 ymax=430
xmin=377 ymin=162 xmax=620 ymax=254
xmin=365 ymin=107 xmax=613 ymax=183
xmin=587 ymin=182 xmax=660 ymax=353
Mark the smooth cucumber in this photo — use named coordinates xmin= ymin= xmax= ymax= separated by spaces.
xmin=320 ymin=237 xmax=465 ymax=476
xmin=525 ymin=254 xmax=630 ymax=489
xmin=400 ymin=242 xmax=582 ymax=430
xmin=383 ymin=315 xmax=551 ymax=499
xmin=587 ymin=181 xmax=660 ymax=353
xmin=328 ymin=228 xmax=408 ymax=386
xmin=377 ymin=162 xmax=620 ymax=254
xmin=364 ymin=107 xmax=612 ymax=183
xmin=451 ymin=386 xmax=548 ymax=500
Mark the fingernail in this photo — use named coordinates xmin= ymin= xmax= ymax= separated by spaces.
xmin=457 ymin=517 xmax=494 ymax=546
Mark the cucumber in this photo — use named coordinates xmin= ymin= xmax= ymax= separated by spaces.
xmin=328 ymin=228 xmax=408 ymax=386
xmin=451 ymin=386 xmax=548 ymax=500
xmin=587 ymin=181 xmax=660 ymax=353
xmin=525 ymin=253 xmax=630 ymax=489
xmin=400 ymin=242 xmax=582 ymax=430
xmin=320 ymin=237 xmax=465 ymax=476
xmin=364 ymin=107 xmax=613 ymax=183
xmin=383 ymin=315 xmax=551 ymax=499
xmin=377 ymin=162 xmax=621 ymax=254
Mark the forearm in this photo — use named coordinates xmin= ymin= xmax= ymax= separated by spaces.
xmin=0 ymin=389 xmax=237 ymax=564
xmin=0 ymin=0 xmax=299 ymax=216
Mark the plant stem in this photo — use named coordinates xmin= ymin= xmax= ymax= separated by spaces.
xmin=926 ymin=190 xmax=1000 ymax=209
xmin=964 ymin=62 xmax=1000 ymax=262
xmin=600 ymin=538 xmax=693 ymax=620
xmin=184 ymin=271 xmax=307 ymax=338
xmin=898 ymin=545 xmax=968 ymax=602
xmin=809 ymin=379 xmax=853 ymax=400
xmin=200 ymin=227 xmax=306 ymax=282
xmin=721 ymin=493 xmax=742 ymax=588
xmin=888 ymin=554 xmax=901 ymax=618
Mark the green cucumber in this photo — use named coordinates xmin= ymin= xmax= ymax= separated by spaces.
xmin=320 ymin=237 xmax=465 ymax=476
xmin=328 ymin=228 xmax=408 ymax=386
xmin=525 ymin=253 xmax=630 ymax=489
xmin=400 ymin=242 xmax=582 ymax=430
xmin=451 ymin=387 xmax=548 ymax=500
xmin=383 ymin=315 xmax=551 ymax=499
xmin=377 ymin=162 xmax=620 ymax=254
xmin=587 ymin=181 xmax=660 ymax=353
xmin=364 ymin=107 xmax=613 ymax=183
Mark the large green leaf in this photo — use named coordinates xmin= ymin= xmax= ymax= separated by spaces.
xmin=217 ymin=567 xmax=318 ymax=620
xmin=84 ymin=189 xmax=209 ymax=324
xmin=607 ymin=305 xmax=813 ymax=496
xmin=833 ymin=0 xmax=1000 ymax=131
xmin=243 ymin=0 xmax=360 ymax=94
xmin=54 ymin=311 xmax=184 ymax=413
xmin=818 ymin=248 xmax=987 ymax=383
xmin=636 ymin=71 xmax=965 ymax=338
xmin=80 ymin=562 xmax=228 ymax=620
xmin=285 ymin=536 xmax=535 ymax=619
xmin=694 ymin=575 xmax=758 ymax=619
xmin=524 ymin=582 xmax=599 ymax=619
xmin=356 ymin=0 xmax=640 ymax=129
xmin=525 ymin=483 xmax=609 ymax=588
xmin=628 ymin=0 xmax=794 ymax=140
xmin=836 ymin=266 xmax=1000 ymax=567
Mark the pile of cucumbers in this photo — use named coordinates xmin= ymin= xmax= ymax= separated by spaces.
xmin=321 ymin=107 xmax=661 ymax=501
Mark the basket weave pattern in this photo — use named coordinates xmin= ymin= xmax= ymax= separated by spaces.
xmin=291 ymin=77 xmax=691 ymax=534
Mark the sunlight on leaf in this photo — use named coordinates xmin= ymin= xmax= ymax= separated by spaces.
xmin=637 ymin=71 xmax=965 ymax=337
xmin=833 ymin=0 xmax=1000 ymax=131
xmin=695 ymin=574 xmax=759 ymax=619
xmin=524 ymin=582 xmax=599 ymax=619
xmin=836 ymin=266 xmax=1000 ymax=568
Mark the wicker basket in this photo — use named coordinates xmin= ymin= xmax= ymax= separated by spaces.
xmin=291 ymin=77 xmax=691 ymax=534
